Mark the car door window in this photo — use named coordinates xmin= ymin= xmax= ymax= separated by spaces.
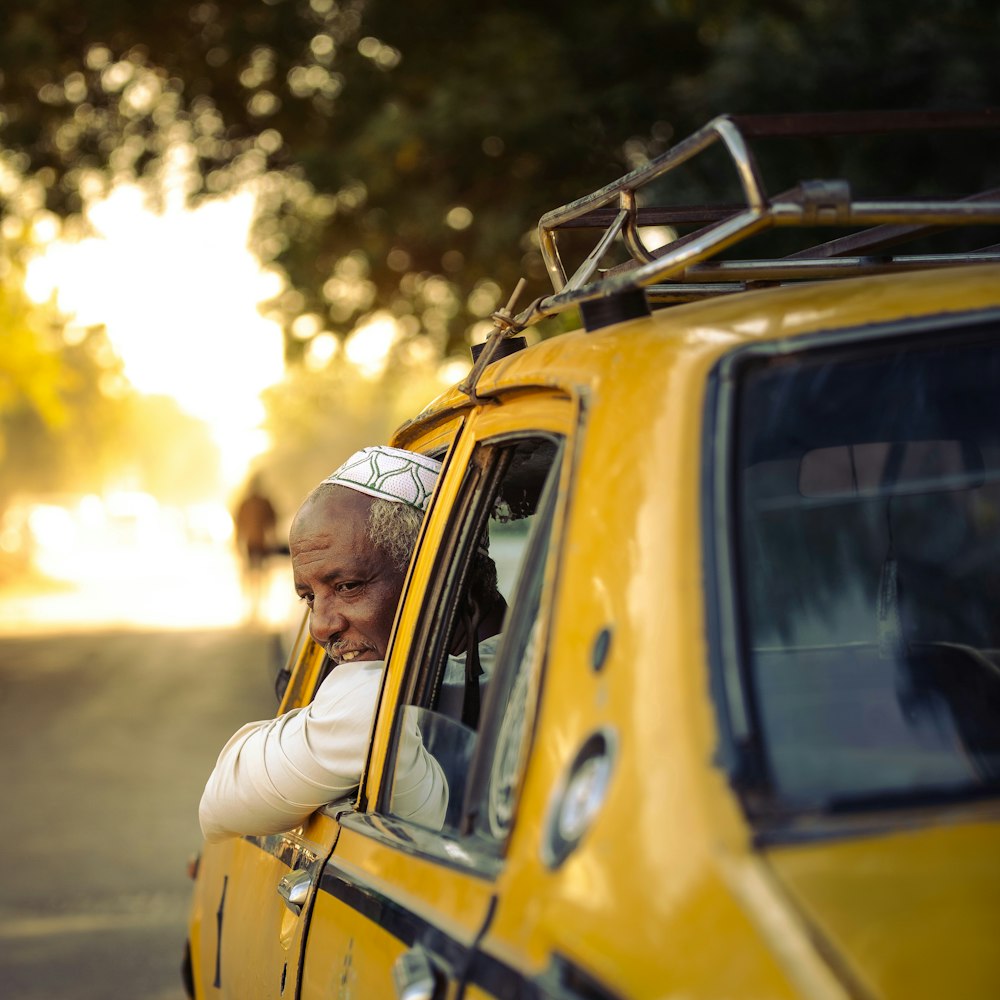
xmin=383 ymin=434 xmax=562 ymax=848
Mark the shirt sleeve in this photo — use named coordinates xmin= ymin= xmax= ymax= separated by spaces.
xmin=198 ymin=659 xmax=383 ymax=843
xmin=389 ymin=712 xmax=449 ymax=830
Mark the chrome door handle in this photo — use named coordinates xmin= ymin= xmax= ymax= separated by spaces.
xmin=391 ymin=946 xmax=439 ymax=1000
xmin=276 ymin=869 xmax=312 ymax=914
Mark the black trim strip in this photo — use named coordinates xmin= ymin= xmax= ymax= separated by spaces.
xmin=213 ymin=875 xmax=227 ymax=989
xmin=318 ymin=866 xmax=468 ymax=979
xmin=317 ymin=861 xmax=620 ymax=999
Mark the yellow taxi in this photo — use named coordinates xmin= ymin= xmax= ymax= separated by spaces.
xmin=185 ymin=112 xmax=1000 ymax=999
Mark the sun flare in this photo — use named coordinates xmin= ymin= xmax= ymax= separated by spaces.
xmin=25 ymin=183 xmax=286 ymax=488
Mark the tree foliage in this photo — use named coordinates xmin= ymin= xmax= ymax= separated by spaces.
xmin=0 ymin=253 xmax=125 ymax=503
xmin=2 ymin=0 xmax=999 ymax=358
xmin=0 ymin=241 xmax=221 ymax=510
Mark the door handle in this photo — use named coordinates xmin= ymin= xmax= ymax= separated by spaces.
xmin=276 ymin=868 xmax=312 ymax=915
xmin=391 ymin=946 xmax=440 ymax=1000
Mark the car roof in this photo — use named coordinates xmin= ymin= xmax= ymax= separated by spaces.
xmin=396 ymin=260 xmax=1000 ymax=447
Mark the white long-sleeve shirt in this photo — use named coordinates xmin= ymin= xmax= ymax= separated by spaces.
xmin=199 ymin=637 xmax=501 ymax=843
xmin=198 ymin=657 xmax=447 ymax=842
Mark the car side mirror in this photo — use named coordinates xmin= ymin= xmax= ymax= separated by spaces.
xmin=275 ymin=665 xmax=291 ymax=704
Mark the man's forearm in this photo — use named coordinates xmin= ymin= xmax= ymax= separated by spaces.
xmin=198 ymin=712 xmax=362 ymax=842
xmin=198 ymin=660 xmax=382 ymax=841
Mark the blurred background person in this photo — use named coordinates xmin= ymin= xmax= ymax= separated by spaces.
xmin=233 ymin=474 xmax=278 ymax=622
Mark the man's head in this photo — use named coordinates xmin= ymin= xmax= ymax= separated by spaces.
xmin=289 ymin=446 xmax=442 ymax=662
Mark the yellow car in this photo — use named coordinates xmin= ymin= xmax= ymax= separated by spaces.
xmin=185 ymin=113 xmax=1000 ymax=999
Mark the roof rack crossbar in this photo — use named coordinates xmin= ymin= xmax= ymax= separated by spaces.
xmin=539 ymin=115 xmax=768 ymax=291
xmin=520 ymin=112 xmax=1000 ymax=332
xmin=669 ymin=251 xmax=1000 ymax=283
xmin=727 ymin=109 xmax=1000 ymax=138
xmin=462 ymin=111 xmax=1000 ymax=402
xmin=783 ymin=187 xmax=1000 ymax=259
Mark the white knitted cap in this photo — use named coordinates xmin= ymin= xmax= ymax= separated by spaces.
xmin=320 ymin=446 xmax=441 ymax=511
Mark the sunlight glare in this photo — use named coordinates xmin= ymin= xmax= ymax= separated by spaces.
xmin=344 ymin=311 xmax=401 ymax=379
xmin=0 ymin=488 xmax=297 ymax=633
xmin=25 ymin=184 xmax=286 ymax=487
xmin=437 ymin=356 xmax=471 ymax=386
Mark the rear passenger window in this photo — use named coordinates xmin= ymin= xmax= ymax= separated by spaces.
xmin=730 ymin=328 xmax=1000 ymax=814
xmin=384 ymin=436 xmax=562 ymax=849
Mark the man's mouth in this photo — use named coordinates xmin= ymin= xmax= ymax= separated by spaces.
xmin=327 ymin=643 xmax=373 ymax=663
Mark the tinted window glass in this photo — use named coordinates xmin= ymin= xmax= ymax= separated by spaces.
xmin=387 ymin=436 xmax=561 ymax=845
xmin=734 ymin=331 xmax=1000 ymax=810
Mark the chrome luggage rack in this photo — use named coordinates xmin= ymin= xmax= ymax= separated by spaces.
xmin=461 ymin=110 xmax=1000 ymax=399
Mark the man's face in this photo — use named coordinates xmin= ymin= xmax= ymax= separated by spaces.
xmin=289 ymin=487 xmax=406 ymax=664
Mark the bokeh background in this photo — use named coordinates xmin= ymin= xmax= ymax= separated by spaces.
xmin=4 ymin=1 xmax=1000 ymax=611
xmin=1 ymin=2 xmax=999 ymax=997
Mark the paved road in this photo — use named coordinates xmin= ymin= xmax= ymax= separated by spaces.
xmin=0 ymin=627 xmax=282 ymax=1000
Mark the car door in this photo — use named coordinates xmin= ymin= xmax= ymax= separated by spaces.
xmin=298 ymin=392 xmax=575 ymax=1000
xmin=187 ymin=415 xmax=468 ymax=1000
xmin=187 ymin=616 xmax=335 ymax=1000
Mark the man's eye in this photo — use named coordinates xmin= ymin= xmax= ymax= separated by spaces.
xmin=298 ymin=593 xmax=314 ymax=608
xmin=338 ymin=581 xmax=363 ymax=594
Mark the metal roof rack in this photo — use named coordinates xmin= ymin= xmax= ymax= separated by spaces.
xmin=460 ymin=110 xmax=1000 ymax=399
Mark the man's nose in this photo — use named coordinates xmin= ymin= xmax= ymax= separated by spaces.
xmin=308 ymin=597 xmax=347 ymax=646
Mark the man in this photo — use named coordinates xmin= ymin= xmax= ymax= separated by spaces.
xmin=199 ymin=445 xmax=503 ymax=842
xmin=232 ymin=475 xmax=278 ymax=620
xmin=233 ymin=475 xmax=278 ymax=568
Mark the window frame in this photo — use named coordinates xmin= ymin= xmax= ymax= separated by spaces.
xmin=377 ymin=432 xmax=565 ymax=841
xmin=356 ymin=392 xmax=576 ymax=871
xmin=457 ymin=454 xmax=560 ymax=846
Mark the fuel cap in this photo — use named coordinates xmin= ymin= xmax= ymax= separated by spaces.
xmin=542 ymin=728 xmax=616 ymax=868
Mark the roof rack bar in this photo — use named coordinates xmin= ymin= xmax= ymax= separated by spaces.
xmin=784 ymin=187 xmax=1000 ymax=260
xmin=729 ymin=109 xmax=1000 ymax=137
xmin=537 ymin=109 xmax=1000 ymax=238
xmin=676 ymin=252 xmax=1000 ymax=283
xmin=545 ymin=195 xmax=1000 ymax=307
xmin=518 ymin=240 xmax=1000 ymax=329
xmin=563 ymin=208 xmax=630 ymax=291
xmin=560 ymin=195 xmax=1000 ymax=239
xmin=554 ymin=204 xmax=748 ymax=229
xmin=507 ymin=112 xmax=1000 ymax=335
xmin=539 ymin=115 xmax=769 ymax=289
xmin=641 ymin=249 xmax=1000 ymax=304
xmin=539 ymin=116 xmax=746 ymax=230
xmin=646 ymin=283 xmax=747 ymax=302
xmin=770 ymin=199 xmax=1000 ymax=226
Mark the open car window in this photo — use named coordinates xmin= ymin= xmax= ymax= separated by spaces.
xmin=382 ymin=435 xmax=563 ymax=852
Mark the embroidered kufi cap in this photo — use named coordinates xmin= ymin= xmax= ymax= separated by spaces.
xmin=321 ymin=446 xmax=441 ymax=511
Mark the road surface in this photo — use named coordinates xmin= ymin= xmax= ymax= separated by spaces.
xmin=0 ymin=626 xmax=283 ymax=1000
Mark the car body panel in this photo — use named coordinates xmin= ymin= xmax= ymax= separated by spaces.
xmin=390 ymin=265 xmax=1000 ymax=998
xmin=187 ymin=260 xmax=1000 ymax=999
xmin=187 ymin=622 xmax=337 ymax=1000
xmin=296 ymin=390 xmax=578 ymax=1000
xmin=765 ymin=815 xmax=1000 ymax=998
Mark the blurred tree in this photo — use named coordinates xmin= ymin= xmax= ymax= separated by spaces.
xmin=113 ymin=394 xmax=223 ymax=504
xmin=1 ymin=0 xmax=998 ymax=364
xmin=0 ymin=247 xmax=126 ymax=503
xmin=259 ymin=350 xmax=456 ymax=513
xmin=0 ymin=231 xmax=221 ymax=514
xmin=0 ymin=0 xmax=701 ymax=359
